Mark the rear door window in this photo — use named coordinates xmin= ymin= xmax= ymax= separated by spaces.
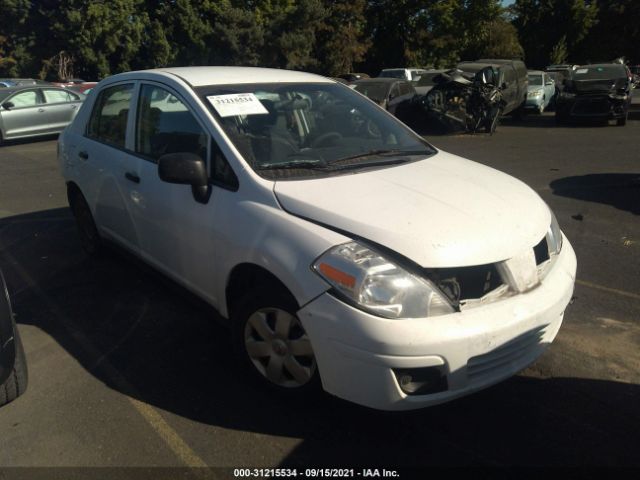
xmin=87 ymin=83 xmax=134 ymax=148
xmin=43 ymin=89 xmax=75 ymax=104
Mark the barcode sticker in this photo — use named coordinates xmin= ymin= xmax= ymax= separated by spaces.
xmin=207 ymin=93 xmax=269 ymax=117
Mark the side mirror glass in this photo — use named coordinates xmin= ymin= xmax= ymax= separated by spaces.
xmin=158 ymin=152 xmax=210 ymax=203
xmin=2 ymin=101 xmax=14 ymax=110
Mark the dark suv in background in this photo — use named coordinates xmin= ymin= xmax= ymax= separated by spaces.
xmin=457 ymin=59 xmax=528 ymax=116
xmin=555 ymin=63 xmax=632 ymax=126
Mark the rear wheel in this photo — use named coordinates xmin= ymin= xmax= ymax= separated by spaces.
xmin=70 ymin=191 xmax=103 ymax=256
xmin=232 ymin=285 xmax=319 ymax=396
xmin=617 ymin=113 xmax=627 ymax=126
xmin=0 ymin=322 xmax=28 ymax=407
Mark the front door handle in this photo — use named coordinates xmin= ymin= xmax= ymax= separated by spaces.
xmin=125 ymin=172 xmax=140 ymax=184
xmin=78 ymin=150 xmax=89 ymax=160
xmin=38 ymin=108 xmax=46 ymax=113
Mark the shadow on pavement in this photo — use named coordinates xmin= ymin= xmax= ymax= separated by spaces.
xmin=0 ymin=208 xmax=639 ymax=466
xmin=551 ymin=173 xmax=640 ymax=215
xmin=0 ymin=134 xmax=60 ymax=147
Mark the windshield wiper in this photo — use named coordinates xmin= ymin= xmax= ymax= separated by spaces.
xmin=329 ymin=149 xmax=432 ymax=165
xmin=329 ymin=158 xmax=412 ymax=171
xmin=256 ymin=159 xmax=327 ymax=170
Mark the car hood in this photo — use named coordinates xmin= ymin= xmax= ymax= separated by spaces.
xmin=274 ymin=151 xmax=550 ymax=267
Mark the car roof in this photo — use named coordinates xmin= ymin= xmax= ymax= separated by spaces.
xmin=528 ymin=70 xmax=544 ymax=75
xmin=107 ymin=67 xmax=333 ymax=87
xmin=354 ymin=78 xmax=402 ymax=84
xmin=0 ymin=85 xmax=69 ymax=94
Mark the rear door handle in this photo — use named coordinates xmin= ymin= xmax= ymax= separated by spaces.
xmin=125 ymin=172 xmax=140 ymax=184
xmin=78 ymin=151 xmax=89 ymax=160
xmin=38 ymin=108 xmax=46 ymax=113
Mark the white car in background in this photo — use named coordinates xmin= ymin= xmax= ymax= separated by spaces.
xmin=58 ymin=67 xmax=576 ymax=410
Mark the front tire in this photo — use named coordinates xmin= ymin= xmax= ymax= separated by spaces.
xmin=232 ymin=285 xmax=319 ymax=395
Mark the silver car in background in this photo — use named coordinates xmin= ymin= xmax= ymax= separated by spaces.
xmin=0 ymin=85 xmax=84 ymax=144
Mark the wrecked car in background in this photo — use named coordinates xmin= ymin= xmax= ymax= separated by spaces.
xmin=420 ymin=67 xmax=504 ymax=134
xmin=458 ymin=59 xmax=528 ymax=117
xmin=555 ymin=63 xmax=632 ymax=126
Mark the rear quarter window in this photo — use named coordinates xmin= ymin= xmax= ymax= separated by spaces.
xmin=86 ymin=84 xmax=134 ymax=148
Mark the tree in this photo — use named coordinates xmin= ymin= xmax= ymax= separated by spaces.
xmin=0 ymin=0 xmax=35 ymax=76
xmin=549 ymin=35 xmax=568 ymax=64
xmin=577 ymin=0 xmax=640 ymax=64
xmin=314 ymin=0 xmax=370 ymax=75
xmin=511 ymin=0 xmax=598 ymax=68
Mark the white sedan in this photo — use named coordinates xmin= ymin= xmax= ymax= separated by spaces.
xmin=58 ymin=67 xmax=576 ymax=410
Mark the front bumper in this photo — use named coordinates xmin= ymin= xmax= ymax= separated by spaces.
xmin=525 ymin=97 xmax=544 ymax=109
xmin=557 ymin=95 xmax=630 ymax=119
xmin=298 ymin=235 xmax=577 ymax=411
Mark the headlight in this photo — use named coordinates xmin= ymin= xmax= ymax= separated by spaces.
xmin=529 ymin=90 xmax=543 ymax=97
xmin=313 ymin=242 xmax=454 ymax=319
xmin=547 ymin=209 xmax=563 ymax=256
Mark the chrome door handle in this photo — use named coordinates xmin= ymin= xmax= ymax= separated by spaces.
xmin=38 ymin=108 xmax=45 ymax=113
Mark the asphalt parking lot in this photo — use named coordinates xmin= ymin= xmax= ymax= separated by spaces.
xmin=1 ymin=108 xmax=639 ymax=471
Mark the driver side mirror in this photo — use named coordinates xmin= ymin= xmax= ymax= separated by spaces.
xmin=158 ymin=152 xmax=210 ymax=204
xmin=2 ymin=101 xmax=14 ymax=110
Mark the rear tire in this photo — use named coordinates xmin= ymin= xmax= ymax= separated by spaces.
xmin=617 ymin=114 xmax=627 ymax=126
xmin=70 ymin=191 xmax=103 ymax=256
xmin=0 ymin=322 xmax=28 ymax=407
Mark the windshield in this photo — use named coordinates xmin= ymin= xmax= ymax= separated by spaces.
xmin=353 ymin=82 xmax=388 ymax=102
xmin=528 ymin=74 xmax=543 ymax=86
xmin=197 ymin=82 xmax=435 ymax=180
xmin=572 ymin=66 xmax=626 ymax=80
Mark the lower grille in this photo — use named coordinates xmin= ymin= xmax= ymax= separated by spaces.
xmin=467 ymin=325 xmax=547 ymax=381
xmin=572 ymin=97 xmax=610 ymax=115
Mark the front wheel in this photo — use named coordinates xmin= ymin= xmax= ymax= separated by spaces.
xmin=232 ymin=286 xmax=319 ymax=395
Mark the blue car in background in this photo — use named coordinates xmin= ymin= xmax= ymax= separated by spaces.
xmin=526 ymin=70 xmax=555 ymax=113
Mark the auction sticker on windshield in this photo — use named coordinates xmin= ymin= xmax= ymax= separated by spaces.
xmin=207 ymin=93 xmax=269 ymax=117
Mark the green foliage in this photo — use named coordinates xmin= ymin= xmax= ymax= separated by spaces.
xmin=577 ymin=0 xmax=640 ymax=64
xmin=511 ymin=0 xmax=598 ymax=68
xmin=0 ymin=0 xmax=634 ymax=81
xmin=550 ymin=36 xmax=569 ymax=65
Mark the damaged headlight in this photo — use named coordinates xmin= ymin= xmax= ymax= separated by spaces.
xmin=529 ymin=89 xmax=543 ymax=98
xmin=547 ymin=209 xmax=563 ymax=256
xmin=313 ymin=242 xmax=454 ymax=319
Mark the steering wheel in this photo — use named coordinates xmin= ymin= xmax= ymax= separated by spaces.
xmin=311 ymin=132 xmax=343 ymax=148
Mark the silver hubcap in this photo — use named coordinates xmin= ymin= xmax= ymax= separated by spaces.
xmin=244 ymin=308 xmax=316 ymax=388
